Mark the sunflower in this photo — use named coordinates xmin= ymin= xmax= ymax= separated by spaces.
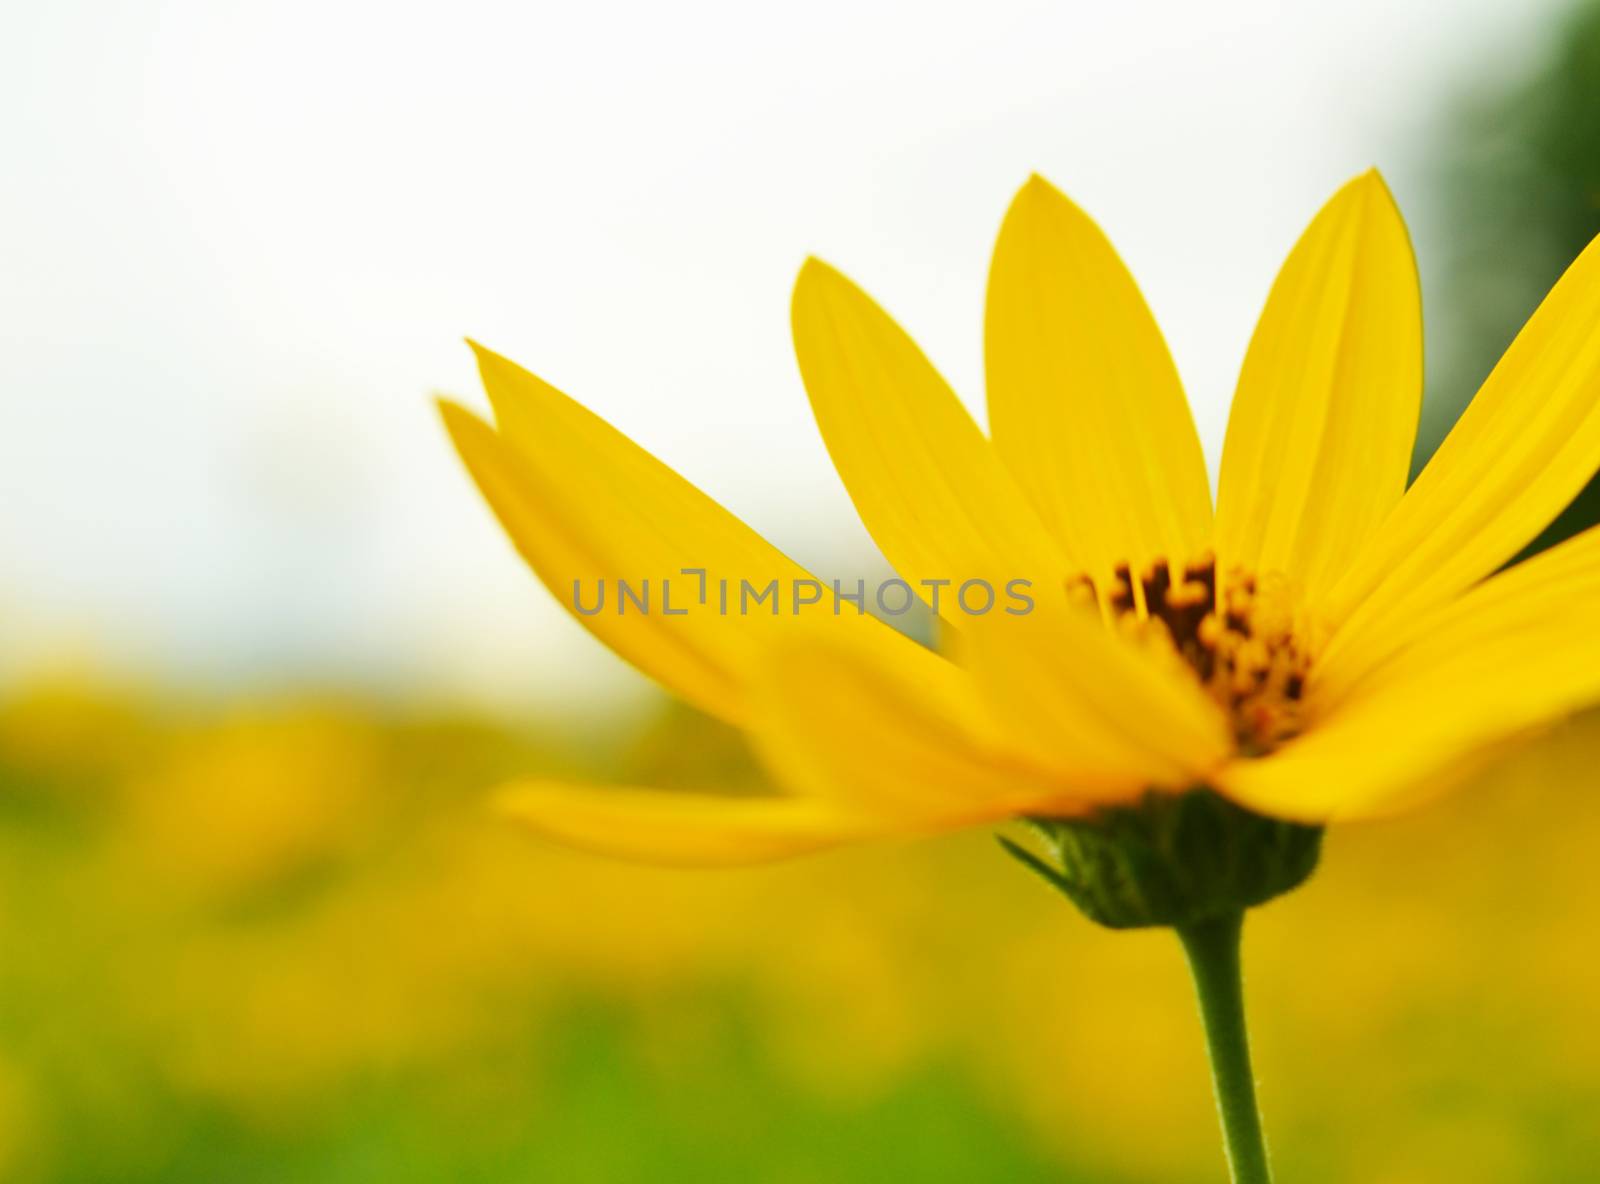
xmin=442 ymin=169 xmax=1600 ymax=862
xmin=440 ymin=169 xmax=1600 ymax=1180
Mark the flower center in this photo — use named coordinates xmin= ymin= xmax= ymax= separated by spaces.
xmin=1072 ymin=556 xmax=1310 ymax=754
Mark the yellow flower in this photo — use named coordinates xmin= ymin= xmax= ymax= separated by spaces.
xmin=440 ymin=170 xmax=1600 ymax=866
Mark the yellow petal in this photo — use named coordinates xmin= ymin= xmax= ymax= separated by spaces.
xmin=748 ymin=627 xmax=1094 ymax=827
xmin=792 ymin=259 xmax=1071 ymax=617
xmin=1319 ymin=226 xmax=1600 ymax=669
xmin=442 ymin=397 xmax=743 ymax=721
xmin=1222 ymin=524 xmax=1600 ymax=820
xmin=1214 ymin=170 xmax=1422 ymax=597
xmin=962 ymin=600 xmax=1233 ymax=795
xmin=447 ymin=345 xmax=936 ymax=728
xmin=496 ymin=781 xmax=876 ymax=865
xmin=986 ymin=175 xmax=1212 ymax=581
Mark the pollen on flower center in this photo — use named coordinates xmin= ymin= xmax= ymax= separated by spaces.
xmin=1070 ymin=556 xmax=1310 ymax=754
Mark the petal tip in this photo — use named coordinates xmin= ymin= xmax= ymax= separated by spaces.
xmin=1001 ymin=173 xmax=1103 ymax=245
xmin=795 ymin=254 xmax=841 ymax=293
xmin=1357 ymin=166 xmax=1395 ymax=200
xmin=1011 ymin=171 xmax=1069 ymax=214
xmin=466 ymin=337 xmax=515 ymax=389
xmin=1339 ymin=167 xmax=1399 ymax=217
xmin=792 ymin=256 xmax=857 ymax=322
xmin=1019 ymin=171 xmax=1055 ymax=197
xmin=436 ymin=396 xmax=488 ymax=439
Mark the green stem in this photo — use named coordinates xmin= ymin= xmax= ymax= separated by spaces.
xmin=1176 ymin=912 xmax=1272 ymax=1184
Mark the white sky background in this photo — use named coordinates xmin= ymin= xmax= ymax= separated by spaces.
xmin=0 ymin=0 xmax=1567 ymax=711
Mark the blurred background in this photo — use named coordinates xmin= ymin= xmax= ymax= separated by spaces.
xmin=5 ymin=0 xmax=1600 ymax=1179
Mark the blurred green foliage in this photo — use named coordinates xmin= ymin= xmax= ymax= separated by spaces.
xmin=1425 ymin=0 xmax=1600 ymax=550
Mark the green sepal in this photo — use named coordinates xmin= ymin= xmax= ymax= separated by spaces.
xmin=1000 ymin=788 xmax=1322 ymax=930
xmin=996 ymin=834 xmax=1077 ymax=897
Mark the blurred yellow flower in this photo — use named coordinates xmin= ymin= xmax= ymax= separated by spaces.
xmin=4 ymin=675 xmax=1600 ymax=1179
xmin=441 ymin=169 xmax=1600 ymax=862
